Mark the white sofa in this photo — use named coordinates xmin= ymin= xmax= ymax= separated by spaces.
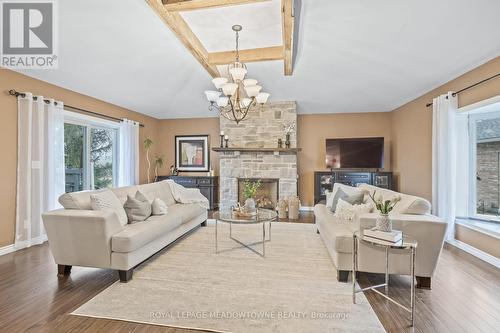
xmin=42 ymin=181 xmax=207 ymax=282
xmin=314 ymin=183 xmax=447 ymax=289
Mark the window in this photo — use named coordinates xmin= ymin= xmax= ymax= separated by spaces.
xmin=469 ymin=111 xmax=500 ymax=221
xmin=64 ymin=111 xmax=119 ymax=193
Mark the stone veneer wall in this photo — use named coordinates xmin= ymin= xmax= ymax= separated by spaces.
xmin=219 ymin=101 xmax=298 ymax=211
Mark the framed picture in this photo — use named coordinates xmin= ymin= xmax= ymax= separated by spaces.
xmin=175 ymin=135 xmax=210 ymax=172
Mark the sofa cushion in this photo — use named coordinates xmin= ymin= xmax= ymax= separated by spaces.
xmin=112 ymin=213 xmax=183 ymax=253
xmin=124 ymin=191 xmax=152 ymax=223
xmin=111 ymin=185 xmax=139 ymax=205
xmin=90 ymin=190 xmax=128 ymax=226
xmin=167 ymin=203 xmax=206 ymax=224
xmin=137 ymin=181 xmax=176 ymax=206
xmin=357 ymin=183 xmax=431 ymax=215
xmin=59 ymin=189 xmax=105 ymax=210
xmin=314 ymin=204 xmax=357 ymax=253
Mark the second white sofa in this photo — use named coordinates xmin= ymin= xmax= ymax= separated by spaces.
xmin=42 ymin=180 xmax=208 ymax=282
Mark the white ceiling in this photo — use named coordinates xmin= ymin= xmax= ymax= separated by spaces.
xmin=17 ymin=0 xmax=500 ymax=119
xmin=181 ymin=0 xmax=282 ymax=52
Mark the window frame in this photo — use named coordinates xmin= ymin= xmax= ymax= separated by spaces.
xmin=468 ymin=111 xmax=500 ymax=223
xmin=64 ymin=110 xmax=120 ymax=191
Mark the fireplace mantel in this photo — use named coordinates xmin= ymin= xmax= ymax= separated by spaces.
xmin=212 ymin=147 xmax=301 ymax=154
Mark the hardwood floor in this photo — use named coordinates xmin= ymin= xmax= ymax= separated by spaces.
xmin=1 ymin=212 xmax=499 ymax=333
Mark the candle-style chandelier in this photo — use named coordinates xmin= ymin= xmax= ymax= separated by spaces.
xmin=204 ymin=25 xmax=270 ymax=124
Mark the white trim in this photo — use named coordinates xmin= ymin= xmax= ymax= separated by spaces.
xmin=447 ymin=238 xmax=500 ymax=268
xmin=455 ymin=219 xmax=500 ymax=239
xmin=0 ymin=244 xmax=16 ymax=256
xmin=457 ymin=94 xmax=500 ymax=114
xmin=64 ymin=110 xmax=120 ymax=129
xmin=299 ymin=206 xmax=314 ymax=211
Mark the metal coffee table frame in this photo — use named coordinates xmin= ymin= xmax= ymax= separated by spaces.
xmin=214 ymin=209 xmax=276 ymax=257
xmin=352 ymin=231 xmax=418 ymax=327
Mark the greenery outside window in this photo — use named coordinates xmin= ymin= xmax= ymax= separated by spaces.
xmin=64 ymin=111 xmax=119 ymax=193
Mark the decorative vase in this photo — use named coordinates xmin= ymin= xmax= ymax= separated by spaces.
xmin=278 ymin=138 xmax=283 ymax=148
xmin=376 ymin=213 xmax=392 ymax=232
xmin=244 ymin=198 xmax=256 ymax=213
xmin=285 ymin=133 xmax=291 ymax=148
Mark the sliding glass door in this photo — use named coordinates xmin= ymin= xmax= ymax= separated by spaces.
xmin=64 ymin=113 xmax=118 ymax=193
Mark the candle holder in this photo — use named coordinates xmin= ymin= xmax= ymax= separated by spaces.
xmin=220 ymin=135 xmax=224 ymax=148
xmin=224 ymin=138 xmax=229 ymax=148
xmin=278 ymin=138 xmax=283 ymax=148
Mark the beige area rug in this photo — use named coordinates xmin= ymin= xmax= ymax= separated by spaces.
xmin=72 ymin=221 xmax=385 ymax=333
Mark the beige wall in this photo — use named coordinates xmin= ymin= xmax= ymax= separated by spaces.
xmin=297 ymin=113 xmax=392 ymax=206
xmin=391 ymin=56 xmax=500 ymax=200
xmin=156 ymin=118 xmax=220 ymax=177
xmin=0 ymin=70 xmax=160 ymax=247
xmin=157 ymin=113 xmax=392 ymax=207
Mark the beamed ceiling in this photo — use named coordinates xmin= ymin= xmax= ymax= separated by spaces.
xmin=16 ymin=0 xmax=500 ymax=119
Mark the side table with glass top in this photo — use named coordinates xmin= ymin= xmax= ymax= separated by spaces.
xmin=352 ymin=231 xmax=418 ymax=327
xmin=213 ymin=209 xmax=277 ymax=257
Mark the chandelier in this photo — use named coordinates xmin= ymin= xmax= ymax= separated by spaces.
xmin=204 ymin=25 xmax=270 ymax=124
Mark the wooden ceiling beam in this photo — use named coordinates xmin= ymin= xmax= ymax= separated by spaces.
xmin=281 ymin=0 xmax=294 ymax=75
xmin=208 ymin=46 xmax=284 ymax=65
xmin=163 ymin=0 xmax=271 ymax=12
xmin=146 ymin=0 xmax=220 ymax=77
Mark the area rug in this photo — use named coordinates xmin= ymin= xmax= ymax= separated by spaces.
xmin=72 ymin=221 xmax=385 ymax=333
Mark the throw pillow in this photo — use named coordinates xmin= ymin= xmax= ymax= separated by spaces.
xmin=334 ymin=198 xmax=373 ymax=221
xmin=124 ymin=191 xmax=152 ymax=223
xmin=152 ymin=198 xmax=168 ymax=215
xmin=329 ymin=188 xmax=364 ymax=213
xmin=90 ymin=190 xmax=128 ymax=226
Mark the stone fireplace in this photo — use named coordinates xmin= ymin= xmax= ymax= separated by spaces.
xmin=218 ymin=101 xmax=298 ymax=211
xmin=238 ymin=178 xmax=279 ymax=209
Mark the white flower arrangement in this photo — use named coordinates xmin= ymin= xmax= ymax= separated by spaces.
xmin=368 ymin=191 xmax=401 ymax=215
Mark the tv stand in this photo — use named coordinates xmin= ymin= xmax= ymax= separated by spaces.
xmin=314 ymin=170 xmax=393 ymax=204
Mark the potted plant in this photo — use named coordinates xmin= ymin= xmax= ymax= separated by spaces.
xmin=243 ymin=180 xmax=261 ymax=213
xmin=154 ymin=156 xmax=165 ymax=182
xmin=368 ymin=191 xmax=401 ymax=232
xmin=144 ymin=138 xmax=153 ymax=183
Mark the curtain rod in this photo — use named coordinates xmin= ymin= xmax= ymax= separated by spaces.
xmin=8 ymin=89 xmax=145 ymax=127
xmin=425 ymin=72 xmax=500 ymax=108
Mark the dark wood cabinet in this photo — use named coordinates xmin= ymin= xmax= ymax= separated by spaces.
xmin=314 ymin=171 xmax=393 ymax=204
xmin=157 ymin=175 xmax=219 ymax=210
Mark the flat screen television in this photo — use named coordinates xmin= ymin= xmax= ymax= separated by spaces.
xmin=326 ymin=137 xmax=384 ymax=169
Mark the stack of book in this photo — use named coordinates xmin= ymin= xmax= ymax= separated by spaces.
xmin=363 ymin=228 xmax=402 ymax=243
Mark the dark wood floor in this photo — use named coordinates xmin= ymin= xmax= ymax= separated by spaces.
xmin=1 ymin=212 xmax=499 ymax=333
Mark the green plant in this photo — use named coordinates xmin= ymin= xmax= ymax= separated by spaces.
xmin=368 ymin=191 xmax=400 ymax=214
xmin=243 ymin=180 xmax=261 ymax=200
xmin=154 ymin=156 xmax=165 ymax=182
xmin=144 ymin=138 xmax=154 ymax=183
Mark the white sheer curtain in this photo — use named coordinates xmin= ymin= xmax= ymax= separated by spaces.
xmin=15 ymin=93 xmax=65 ymax=249
xmin=118 ymin=119 xmax=140 ymax=186
xmin=432 ymin=92 xmax=458 ymax=241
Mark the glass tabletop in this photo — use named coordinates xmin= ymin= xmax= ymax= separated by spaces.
xmin=214 ymin=208 xmax=277 ymax=224
xmin=354 ymin=230 xmax=418 ymax=249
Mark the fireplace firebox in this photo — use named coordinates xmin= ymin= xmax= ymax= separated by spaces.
xmin=238 ymin=178 xmax=279 ymax=209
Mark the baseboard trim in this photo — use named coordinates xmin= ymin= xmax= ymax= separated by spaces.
xmin=0 ymin=244 xmax=15 ymax=256
xmin=447 ymin=239 xmax=500 ymax=268
xmin=299 ymin=206 xmax=314 ymax=212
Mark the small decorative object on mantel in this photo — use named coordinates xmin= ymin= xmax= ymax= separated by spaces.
xmin=242 ymin=179 xmax=261 ymax=214
xmin=283 ymin=121 xmax=295 ymax=149
xmin=368 ymin=191 xmax=401 ymax=232
xmin=220 ymin=131 xmax=225 ymax=148
xmin=277 ymin=138 xmax=283 ymax=148
xmin=224 ymin=135 xmax=229 ymax=148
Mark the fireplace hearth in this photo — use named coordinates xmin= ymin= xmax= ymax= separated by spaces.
xmin=238 ymin=178 xmax=279 ymax=209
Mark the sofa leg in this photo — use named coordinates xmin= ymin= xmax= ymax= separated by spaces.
xmin=201 ymin=220 xmax=207 ymax=227
xmin=337 ymin=270 xmax=349 ymax=282
xmin=416 ymin=276 xmax=431 ymax=289
xmin=57 ymin=264 xmax=72 ymax=277
xmin=118 ymin=269 xmax=133 ymax=282
xmin=316 ymin=229 xmax=320 ymax=234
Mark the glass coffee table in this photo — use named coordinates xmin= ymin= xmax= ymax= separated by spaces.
xmin=213 ymin=209 xmax=277 ymax=257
